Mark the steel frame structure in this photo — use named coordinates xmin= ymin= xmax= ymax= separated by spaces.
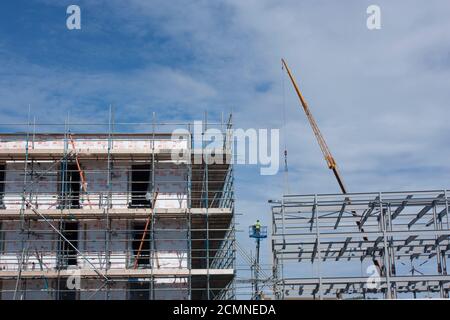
xmin=0 ymin=112 xmax=235 ymax=300
xmin=271 ymin=190 xmax=450 ymax=299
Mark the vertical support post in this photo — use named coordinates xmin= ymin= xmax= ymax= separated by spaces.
xmin=254 ymin=237 xmax=260 ymax=299
xmin=314 ymin=194 xmax=323 ymax=300
xmin=29 ymin=117 xmax=36 ymax=206
xmin=280 ymin=197 xmax=286 ymax=300
xmin=230 ymin=125 xmax=236 ymax=299
xmin=272 ymin=203 xmax=278 ymax=300
xmin=445 ymin=190 xmax=449 ymax=231
xmin=14 ymin=107 xmax=31 ymax=300
xmin=187 ymin=122 xmax=192 ymax=300
xmin=379 ymin=192 xmax=392 ymax=299
xmin=187 ymin=200 xmax=192 ymax=300
xmin=150 ymin=112 xmax=156 ymax=299
xmin=204 ymin=112 xmax=210 ymax=300
xmin=105 ymin=105 xmax=113 ymax=299
xmin=432 ymin=192 xmax=445 ymax=298
xmin=222 ymin=112 xmax=235 ymax=299
xmin=57 ymin=117 xmax=70 ymax=299
xmin=442 ymin=190 xmax=449 ymax=298
xmin=386 ymin=202 xmax=397 ymax=299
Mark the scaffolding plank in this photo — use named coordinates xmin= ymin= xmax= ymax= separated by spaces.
xmin=0 ymin=268 xmax=234 ymax=279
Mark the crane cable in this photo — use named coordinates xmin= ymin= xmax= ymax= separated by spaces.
xmin=281 ymin=63 xmax=291 ymax=195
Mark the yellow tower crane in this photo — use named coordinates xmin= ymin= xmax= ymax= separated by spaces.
xmin=281 ymin=58 xmax=385 ymax=283
xmin=281 ymin=58 xmax=347 ymax=194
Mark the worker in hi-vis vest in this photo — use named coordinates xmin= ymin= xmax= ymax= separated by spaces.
xmin=254 ymin=220 xmax=261 ymax=236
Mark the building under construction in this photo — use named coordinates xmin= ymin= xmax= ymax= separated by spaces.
xmin=271 ymin=190 xmax=450 ymax=299
xmin=1 ymin=61 xmax=449 ymax=301
xmin=0 ymin=115 xmax=235 ymax=300
xmin=269 ymin=60 xmax=450 ymax=300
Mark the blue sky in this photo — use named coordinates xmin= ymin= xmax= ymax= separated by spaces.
xmin=1 ymin=0 xmax=450 ymax=298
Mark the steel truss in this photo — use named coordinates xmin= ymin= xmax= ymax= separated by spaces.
xmin=271 ymin=190 xmax=450 ymax=299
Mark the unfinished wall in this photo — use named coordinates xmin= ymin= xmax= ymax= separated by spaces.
xmin=154 ymin=163 xmax=187 ymax=209
xmin=0 ymin=131 xmax=234 ymax=300
xmin=1 ymin=161 xmax=188 ymax=210
xmin=0 ymin=279 xmax=130 ymax=300
xmin=0 ymin=221 xmax=57 ymax=271
xmin=0 ymin=219 xmax=187 ymax=271
xmin=79 ymin=280 xmax=127 ymax=300
xmin=2 ymin=162 xmax=58 ymax=210
xmin=153 ymin=219 xmax=188 ymax=269
xmin=0 ymin=217 xmax=189 ymax=299
xmin=0 ymin=135 xmax=189 ymax=151
xmin=0 ymin=279 xmax=55 ymax=300
xmin=79 ymin=220 xmax=128 ymax=269
xmin=154 ymin=281 xmax=189 ymax=300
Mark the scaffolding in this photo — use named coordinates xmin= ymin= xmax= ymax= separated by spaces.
xmin=0 ymin=112 xmax=235 ymax=300
xmin=271 ymin=190 xmax=450 ymax=299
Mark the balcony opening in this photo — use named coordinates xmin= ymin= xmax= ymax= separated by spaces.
xmin=60 ymin=163 xmax=81 ymax=209
xmin=130 ymin=164 xmax=152 ymax=208
xmin=58 ymin=277 xmax=78 ymax=300
xmin=60 ymin=221 xmax=79 ymax=267
xmin=128 ymin=280 xmax=150 ymax=300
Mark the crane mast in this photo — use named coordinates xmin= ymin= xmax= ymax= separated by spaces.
xmin=281 ymin=58 xmax=347 ymax=194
